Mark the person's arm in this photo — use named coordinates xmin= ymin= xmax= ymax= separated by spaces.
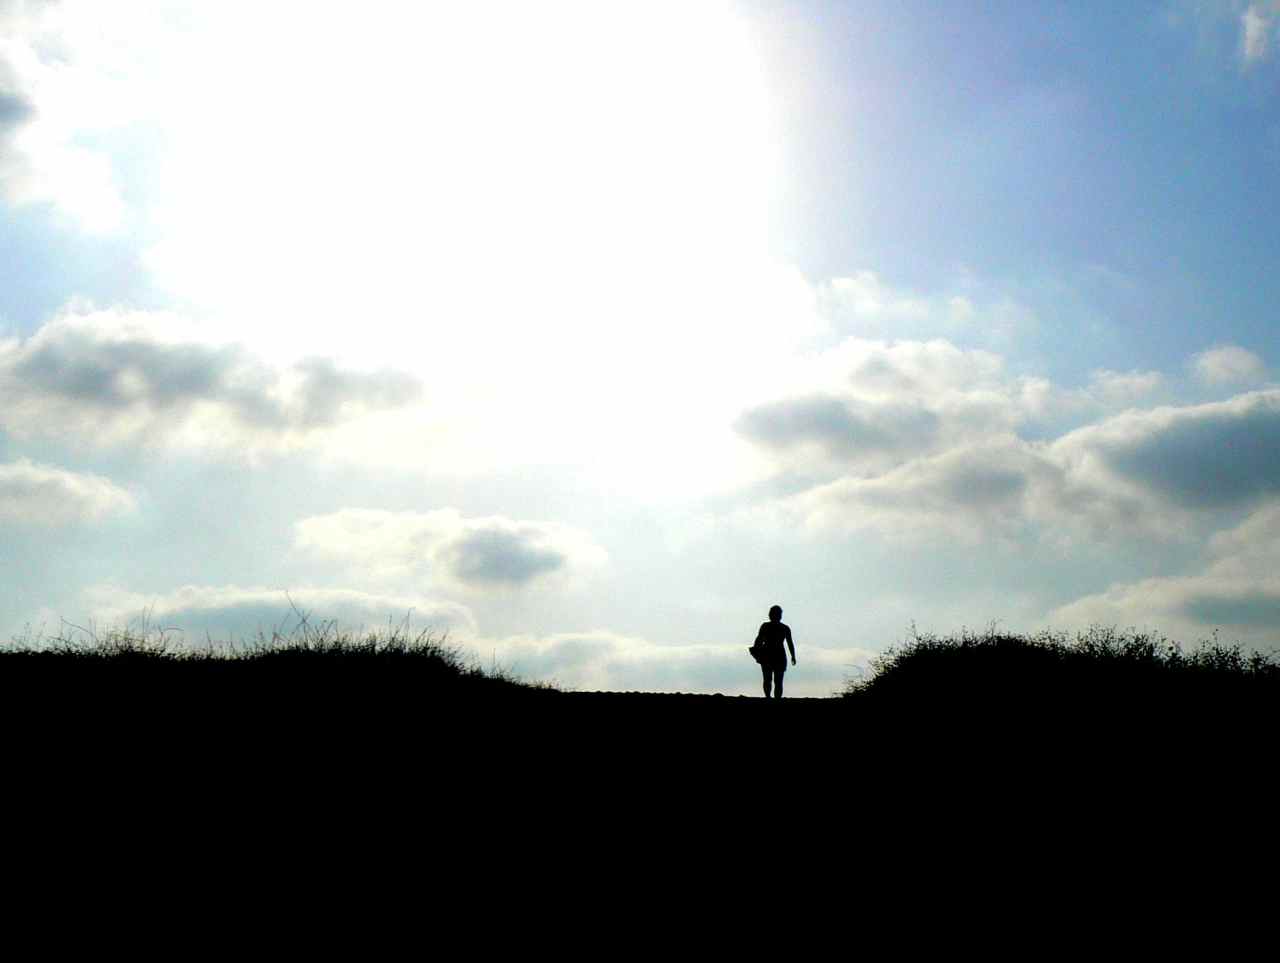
xmin=755 ymin=623 xmax=766 ymax=645
xmin=786 ymin=626 xmax=796 ymax=665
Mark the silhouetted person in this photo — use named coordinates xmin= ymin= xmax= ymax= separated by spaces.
xmin=755 ymin=605 xmax=796 ymax=699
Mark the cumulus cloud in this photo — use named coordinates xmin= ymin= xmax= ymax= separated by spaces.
xmin=0 ymin=458 xmax=135 ymax=525
xmin=780 ymin=434 xmax=1148 ymax=543
xmin=1191 ymin=345 xmax=1267 ymax=386
xmin=293 ymin=508 xmax=607 ymax=592
xmin=735 ymin=395 xmax=941 ymax=472
xmin=790 ymin=437 xmax=1044 ymax=538
xmin=735 ymin=336 xmax=1046 ymax=478
xmin=758 ymin=385 xmax=1280 ymax=544
xmin=737 ymin=333 xmax=1167 ymax=494
xmin=1053 ymin=389 xmax=1280 ymax=510
xmin=84 ymin=584 xmax=476 ymax=642
xmin=1050 ymin=503 xmax=1280 ymax=645
xmin=477 ymin=630 xmax=873 ymax=697
xmin=736 ymin=335 xmax=1188 ymax=500
xmin=843 ymin=338 xmax=1008 ymax=395
xmin=0 ymin=307 xmax=422 ymax=452
xmin=1205 ymin=501 xmax=1280 ymax=569
xmin=730 ymin=329 xmax=1280 ymax=548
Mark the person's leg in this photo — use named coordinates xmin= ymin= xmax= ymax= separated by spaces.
xmin=774 ymin=667 xmax=784 ymax=699
xmin=761 ymin=665 xmax=771 ymax=698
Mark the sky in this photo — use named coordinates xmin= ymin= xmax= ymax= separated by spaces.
xmin=2 ymin=0 xmax=1279 ymax=696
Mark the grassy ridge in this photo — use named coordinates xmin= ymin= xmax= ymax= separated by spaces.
xmin=843 ymin=624 xmax=1280 ymax=718
xmin=5 ymin=619 xmax=1276 ymax=797
xmin=3 ymin=622 xmax=535 ymax=689
xmin=7 ymin=618 xmax=1278 ymax=715
xmin=0 ymin=615 xmax=558 ymax=732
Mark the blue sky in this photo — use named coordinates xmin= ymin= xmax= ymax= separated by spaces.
xmin=2 ymin=1 xmax=1278 ymax=695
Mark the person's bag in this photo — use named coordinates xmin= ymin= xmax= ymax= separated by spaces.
xmin=748 ymin=643 xmax=765 ymax=665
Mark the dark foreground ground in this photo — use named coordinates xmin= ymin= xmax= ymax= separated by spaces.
xmin=7 ymin=669 xmax=1268 ymax=774
xmin=6 ymin=640 xmax=1275 ymax=897
xmin=5 ymin=625 xmax=1275 ymax=821
xmin=5 ymin=627 xmax=1272 ymax=923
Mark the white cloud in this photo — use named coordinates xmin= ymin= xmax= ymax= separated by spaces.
xmin=1205 ymin=501 xmax=1280 ymax=570
xmin=1087 ymin=369 xmax=1164 ymax=406
xmin=0 ymin=11 xmax=38 ymax=197
xmin=841 ymin=337 xmax=1009 ymax=395
xmin=1191 ymin=344 xmax=1267 ymax=386
xmin=0 ymin=2 xmax=137 ymax=231
xmin=1241 ymin=4 xmax=1273 ymax=65
xmin=735 ymin=335 xmax=1048 ymax=479
xmin=748 ymin=383 xmax=1280 ymax=546
xmin=0 ymin=305 xmax=422 ymax=454
xmin=1050 ymin=502 xmax=1280 ymax=646
xmin=0 ymin=458 xmax=135 ymax=526
xmin=1051 ymin=388 xmax=1280 ymax=510
xmin=84 ymin=584 xmax=476 ymax=642
xmin=293 ymin=508 xmax=607 ymax=593
xmin=787 ymin=436 xmax=1048 ymax=540
xmin=776 ymin=434 xmax=1152 ymax=545
xmin=817 ymin=272 xmax=1040 ymax=348
xmin=736 ymin=334 xmax=1177 ymax=490
xmin=820 ymin=272 xmax=934 ymax=329
xmin=735 ymin=394 xmax=943 ymax=475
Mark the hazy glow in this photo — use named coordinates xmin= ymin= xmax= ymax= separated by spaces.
xmin=77 ymin=1 xmax=803 ymax=489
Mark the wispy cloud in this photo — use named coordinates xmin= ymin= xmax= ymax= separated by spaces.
xmin=1086 ymin=369 xmax=1165 ymax=406
xmin=1241 ymin=3 xmax=1274 ymax=65
xmin=816 ymin=271 xmax=1035 ymax=347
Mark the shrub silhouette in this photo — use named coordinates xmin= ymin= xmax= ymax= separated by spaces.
xmin=842 ymin=624 xmax=1280 ymax=721
xmin=1 ymin=612 xmax=556 ymax=730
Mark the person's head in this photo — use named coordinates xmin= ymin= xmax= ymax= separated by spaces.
xmin=769 ymin=605 xmax=782 ymax=622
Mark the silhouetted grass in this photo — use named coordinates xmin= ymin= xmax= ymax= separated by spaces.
xmin=841 ymin=624 xmax=1280 ymax=721
xmin=10 ymin=611 xmax=1276 ymax=742
xmin=1 ymin=611 xmax=557 ymax=726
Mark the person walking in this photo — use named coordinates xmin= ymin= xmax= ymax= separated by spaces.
xmin=754 ymin=605 xmax=796 ymax=699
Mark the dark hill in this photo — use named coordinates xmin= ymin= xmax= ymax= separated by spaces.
xmin=4 ymin=624 xmax=1275 ymax=783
